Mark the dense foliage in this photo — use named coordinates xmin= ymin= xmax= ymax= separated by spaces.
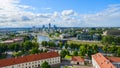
xmin=41 ymin=61 xmax=51 ymax=68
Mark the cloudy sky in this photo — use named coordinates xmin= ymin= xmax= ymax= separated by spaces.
xmin=0 ymin=0 xmax=120 ymax=27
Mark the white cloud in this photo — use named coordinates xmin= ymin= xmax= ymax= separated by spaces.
xmin=81 ymin=4 xmax=120 ymax=27
xmin=18 ymin=5 xmax=35 ymax=10
xmin=0 ymin=0 xmax=120 ymax=27
xmin=61 ymin=10 xmax=75 ymax=16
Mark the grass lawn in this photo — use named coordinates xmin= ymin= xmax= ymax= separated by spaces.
xmin=63 ymin=66 xmax=73 ymax=68
xmin=64 ymin=55 xmax=72 ymax=60
xmin=67 ymin=40 xmax=103 ymax=46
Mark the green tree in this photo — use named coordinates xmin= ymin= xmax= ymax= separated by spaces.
xmin=102 ymin=45 xmax=108 ymax=53
xmin=30 ymin=47 xmax=40 ymax=54
xmin=60 ymin=50 xmax=69 ymax=58
xmin=92 ymin=44 xmax=98 ymax=54
xmin=59 ymin=42 xmax=63 ymax=49
xmin=23 ymin=41 xmax=33 ymax=51
xmin=109 ymin=45 xmax=117 ymax=53
xmin=41 ymin=61 xmax=51 ymax=68
xmin=44 ymin=49 xmax=48 ymax=52
xmin=24 ymin=35 xmax=31 ymax=41
xmin=66 ymin=50 xmax=70 ymax=55
xmin=12 ymin=51 xmax=23 ymax=57
xmin=73 ymin=50 xmax=78 ymax=56
xmin=102 ymin=36 xmax=114 ymax=44
xmin=32 ymin=42 xmax=39 ymax=48
xmin=117 ymin=48 xmax=120 ymax=57
xmin=79 ymin=45 xmax=87 ymax=57
xmin=14 ymin=43 xmax=20 ymax=52
xmin=8 ymin=43 xmax=20 ymax=52
xmin=0 ymin=43 xmax=7 ymax=55
xmin=41 ymin=41 xmax=48 ymax=47
xmin=48 ymin=41 xmax=56 ymax=47
xmin=64 ymin=43 xmax=68 ymax=49
xmin=69 ymin=43 xmax=74 ymax=49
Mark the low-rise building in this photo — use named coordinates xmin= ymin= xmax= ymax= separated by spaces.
xmin=1 ymin=37 xmax=23 ymax=44
xmin=107 ymin=57 xmax=120 ymax=68
xmin=59 ymin=34 xmax=71 ymax=39
xmin=71 ymin=56 xmax=84 ymax=65
xmin=92 ymin=53 xmax=116 ymax=68
xmin=77 ymin=33 xmax=101 ymax=41
xmin=0 ymin=51 xmax=60 ymax=68
xmin=103 ymin=30 xmax=120 ymax=36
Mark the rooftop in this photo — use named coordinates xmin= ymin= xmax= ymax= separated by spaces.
xmin=92 ymin=53 xmax=116 ymax=68
xmin=106 ymin=30 xmax=120 ymax=36
xmin=1 ymin=37 xmax=23 ymax=44
xmin=0 ymin=51 xmax=59 ymax=67
xmin=72 ymin=56 xmax=84 ymax=62
xmin=106 ymin=57 xmax=120 ymax=63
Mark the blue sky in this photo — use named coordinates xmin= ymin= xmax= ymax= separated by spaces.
xmin=20 ymin=0 xmax=119 ymax=13
xmin=20 ymin=0 xmax=120 ymax=13
xmin=0 ymin=0 xmax=120 ymax=27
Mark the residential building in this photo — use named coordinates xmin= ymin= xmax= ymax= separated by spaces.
xmin=71 ymin=56 xmax=84 ymax=65
xmin=107 ymin=57 xmax=120 ymax=68
xmin=77 ymin=33 xmax=101 ymax=41
xmin=59 ymin=34 xmax=71 ymax=39
xmin=103 ymin=30 xmax=120 ymax=36
xmin=92 ymin=53 xmax=116 ymax=68
xmin=0 ymin=51 xmax=60 ymax=68
xmin=0 ymin=37 xmax=23 ymax=44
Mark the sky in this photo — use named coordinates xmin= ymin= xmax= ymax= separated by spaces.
xmin=0 ymin=0 xmax=120 ymax=27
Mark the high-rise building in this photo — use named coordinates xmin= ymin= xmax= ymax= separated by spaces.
xmin=42 ymin=25 xmax=45 ymax=29
xmin=32 ymin=26 xmax=37 ymax=32
xmin=49 ymin=23 xmax=51 ymax=29
xmin=53 ymin=25 xmax=57 ymax=29
xmin=48 ymin=23 xmax=51 ymax=33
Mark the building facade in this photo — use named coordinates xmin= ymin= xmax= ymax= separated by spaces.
xmin=71 ymin=56 xmax=84 ymax=65
xmin=92 ymin=53 xmax=116 ymax=68
xmin=77 ymin=33 xmax=101 ymax=41
xmin=0 ymin=51 xmax=60 ymax=68
xmin=103 ymin=30 xmax=120 ymax=36
xmin=107 ymin=57 xmax=120 ymax=68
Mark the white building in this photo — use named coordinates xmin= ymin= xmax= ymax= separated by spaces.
xmin=0 ymin=37 xmax=23 ymax=44
xmin=59 ymin=34 xmax=71 ymax=39
xmin=71 ymin=56 xmax=84 ymax=65
xmin=0 ymin=51 xmax=60 ymax=68
xmin=92 ymin=53 xmax=116 ymax=68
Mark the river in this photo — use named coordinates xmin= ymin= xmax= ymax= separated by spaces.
xmin=37 ymin=35 xmax=50 ymax=42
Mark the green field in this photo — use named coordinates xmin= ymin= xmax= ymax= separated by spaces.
xmin=67 ymin=40 xmax=103 ymax=46
xmin=64 ymin=55 xmax=72 ymax=60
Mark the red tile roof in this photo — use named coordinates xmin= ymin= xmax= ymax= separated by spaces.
xmin=106 ymin=57 xmax=120 ymax=63
xmin=72 ymin=56 xmax=84 ymax=62
xmin=0 ymin=51 xmax=59 ymax=67
xmin=92 ymin=53 xmax=116 ymax=68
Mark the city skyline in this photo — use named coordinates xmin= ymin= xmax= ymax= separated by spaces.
xmin=0 ymin=0 xmax=120 ymax=27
